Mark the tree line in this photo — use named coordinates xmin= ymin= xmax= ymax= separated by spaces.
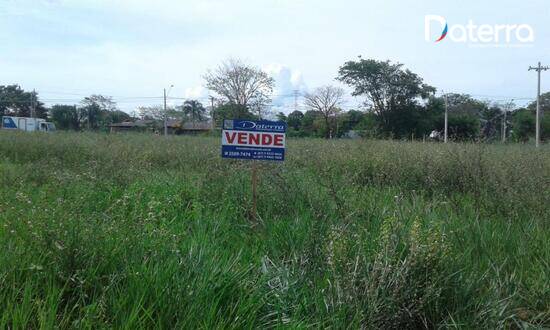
xmin=1 ymin=56 xmax=548 ymax=142
xmin=206 ymin=57 xmax=549 ymax=142
xmin=0 ymin=86 xmax=208 ymax=131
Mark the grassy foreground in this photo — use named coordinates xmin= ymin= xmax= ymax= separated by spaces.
xmin=0 ymin=131 xmax=548 ymax=328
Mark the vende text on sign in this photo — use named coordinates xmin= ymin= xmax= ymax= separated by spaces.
xmin=221 ymin=119 xmax=286 ymax=161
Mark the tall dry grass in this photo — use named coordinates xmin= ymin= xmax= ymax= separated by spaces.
xmin=0 ymin=131 xmax=548 ymax=328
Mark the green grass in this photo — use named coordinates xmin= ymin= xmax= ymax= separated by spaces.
xmin=0 ymin=131 xmax=548 ymax=328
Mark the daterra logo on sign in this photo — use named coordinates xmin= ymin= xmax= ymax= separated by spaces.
xmin=425 ymin=15 xmax=534 ymax=47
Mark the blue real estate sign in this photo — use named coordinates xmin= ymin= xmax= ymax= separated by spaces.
xmin=221 ymin=119 xmax=286 ymax=161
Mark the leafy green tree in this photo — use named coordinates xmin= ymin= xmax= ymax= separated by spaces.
xmin=527 ymin=92 xmax=550 ymax=114
xmin=425 ymin=95 xmax=486 ymax=141
xmin=445 ymin=93 xmax=487 ymax=116
xmin=82 ymin=103 xmax=102 ymax=129
xmin=80 ymin=95 xmax=118 ymax=129
xmin=511 ymin=108 xmax=535 ymax=142
xmin=275 ymin=112 xmax=287 ymax=122
xmin=526 ymin=92 xmax=550 ymax=142
xmin=344 ymin=110 xmax=364 ymax=128
xmin=104 ymin=110 xmax=131 ymax=125
xmin=445 ymin=114 xmax=480 ymax=141
xmin=337 ymin=57 xmax=435 ymax=134
xmin=355 ymin=112 xmax=380 ymax=137
xmin=287 ymin=110 xmax=304 ymax=130
xmin=81 ymin=95 xmax=117 ymax=112
xmin=382 ymin=105 xmax=431 ymax=139
xmin=480 ymin=105 xmax=506 ymax=141
xmin=0 ymin=85 xmax=47 ymax=118
xmin=213 ymin=103 xmax=255 ymax=127
xmin=543 ymin=114 xmax=550 ymax=142
xmin=415 ymin=97 xmax=446 ymax=139
xmin=51 ymin=104 xmax=80 ymax=130
xmin=182 ymin=100 xmax=207 ymax=121
xmin=337 ymin=110 xmax=365 ymax=136
xmin=301 ymin=110 xmax=324 ymax=137
xmin=444 ymin=93 xmax=488 ymax=140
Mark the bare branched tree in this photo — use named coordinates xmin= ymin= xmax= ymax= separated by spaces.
xmin=204 ymin=59 xmax=274 ymax=112
xmin=304 ymin=85 xmax=345 ymax=138
xmin=137 ymin=105 xmax=165 ymax=120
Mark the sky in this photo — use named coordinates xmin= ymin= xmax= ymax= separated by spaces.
xmin=1 ymin=0 xmax=549 ymax=113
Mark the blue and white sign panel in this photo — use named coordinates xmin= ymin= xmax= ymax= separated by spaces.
xmin=222 ymin=119 xmax=286 ymax=161
xmin=2 ymin=117 xmax=17 ymax=129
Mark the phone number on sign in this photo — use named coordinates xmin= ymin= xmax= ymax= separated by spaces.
xmin=223 ymin=151 xmax=251 ymax=157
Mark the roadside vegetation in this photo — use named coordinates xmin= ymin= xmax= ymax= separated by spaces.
xmin=3 ymin=56 xmax=550 ymax=143
xmin=0 ymin=131 xmax=548 ymax=328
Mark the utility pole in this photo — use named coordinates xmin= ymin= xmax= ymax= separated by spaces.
xmin=444 ymin=92 xmax=448 ymax=143
xmin=31 ymin=89 xmax=36 ymax=118
xmin=163 ymin=88 xmax=168 ymax=136
xmin=210 ymin=96 xmax=215 ymax=130
xmin=529 ymin=62 xmax=549 ymax=148
xmin=502 ymin=99 xmax=513 ymax=143
xmin=162 ymin=85 xmax=174 ymax=136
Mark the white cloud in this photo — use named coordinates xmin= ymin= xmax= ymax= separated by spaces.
xmin=263 ymin=64 xmax=308 ymax=111
xmin=184 ymin=86 xmax=208 ymax=100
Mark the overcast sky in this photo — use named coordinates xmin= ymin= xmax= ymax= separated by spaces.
xmin=1 ymin=0 xmax=549 ymax=113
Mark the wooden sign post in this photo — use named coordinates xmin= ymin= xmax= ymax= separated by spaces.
xmin=251 ymin=161 xmax=258 ymax=221
xmin=221 ymin=119 xmax=287 ymax=221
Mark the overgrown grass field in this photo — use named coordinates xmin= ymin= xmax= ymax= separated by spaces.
xmin=0 ymin=131 xmax=548 ymax=328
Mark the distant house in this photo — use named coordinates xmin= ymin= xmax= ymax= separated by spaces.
xmin=108 ymin=120 xmax=155 ymax=133
xmin=165 ymin=120 xmax=212 ymax=135
xmin=176 ymin=121 xmax=212 ymax=134
xmin=109 ymin=119 xmax=212 ymax=135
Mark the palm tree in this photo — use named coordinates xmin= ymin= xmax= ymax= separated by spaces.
xmin=182 ymin=100 xmax=206 ymax=121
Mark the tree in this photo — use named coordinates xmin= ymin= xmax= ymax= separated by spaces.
xmin=81 ymin=95 xmax=117 ymax=112
xmin=444 ymin=94 xmax=487 ymax=141
xmin=340 ymin=110 xmax=364 ymax=131
xmin=80 ymin=95 xmax=118 ymax=129
xmin=181 ymin=100 xmax=207 ymax=121
xmin=51 ymin=104 xmax=80 ymax=130
xmin=287 ymin=110 xmax=304 ymax=130
xmin=355 ymin=112 xmax=380 ymax=138
xmin=249 ymin=93 xmax=272 ymax=119
xmin=138 ymin=105 xmax=164 ymax=120
xmin=0 ymin=85 xmax=47 ymax=118
xmin=422 ymin=94 xmax=487 ymax=141
xmin=104 ymin=110 xmax=131 ymax=125
xmin=275 ymin=112 xmax=287 ymax=122
xmin=446 ymin=114 xmax=480 ymax=141
xmin=445 ymin=93 xmax=488 ymax=116
xmin=337 ymin=57 xmax=435 ymax=133
xmin=301 ymin=110 xmax=324 ymax=137
xmin=511 ymin=108 xmax=535 ymax=142
xmin=480 ymin=104 xmax=505 ymax=141
xmin=526 ymin=92 xmax=550 ymax=142
xmin=527 ymin=91 xmax=550 ymax=114
xmin=303 ymin=86 xmax=345 ymax=138
xmin=212 ymin=103 xmax=254 ymax=127
xmin=204 ymin=58 xmax=274 ymax=114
